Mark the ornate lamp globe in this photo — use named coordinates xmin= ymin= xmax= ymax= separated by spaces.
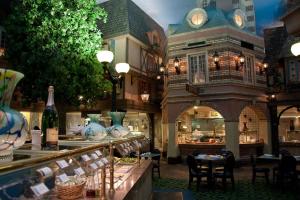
xmin=115 ymin=63 xmax=130 ymax=74
xmin=291 ymin=42 xmax=300 ymax=56
xmin=96 ymin=50 xmax=114 ymax=63
xmin=141 ymin=91 xmax=150 ymax=103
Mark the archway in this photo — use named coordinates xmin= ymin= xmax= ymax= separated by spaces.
xmin=239 ymin=105 xmax=268 ymax=155
xmin=277 ymin=105 xmax=300 ymax=142
xmin=176 ymin=106 xmax=225 ymax=144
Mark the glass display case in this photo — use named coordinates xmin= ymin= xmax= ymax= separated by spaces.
xmin=0 ymin=135 xmax=151 ymax=200
xmin=239 ymin=130 xmax=259 ymax=144
xmin=177 ymin=117 xmax=225 ymax=144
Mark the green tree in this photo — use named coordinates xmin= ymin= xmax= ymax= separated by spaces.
xmin=5 ymin=0 xmax=111 ymax=106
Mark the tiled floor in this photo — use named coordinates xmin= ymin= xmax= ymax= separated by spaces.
xmin=159 ymin=159 xmax=256 ymax=181
xmin=153 ymin=159 xmax=300 ymax=200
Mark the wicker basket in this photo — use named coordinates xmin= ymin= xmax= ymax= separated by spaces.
xmin=56 ymin=181 xmax=86 ymax=200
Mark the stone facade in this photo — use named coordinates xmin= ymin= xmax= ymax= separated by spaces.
xmin=163 ymin=2 xmax=268 ymax=162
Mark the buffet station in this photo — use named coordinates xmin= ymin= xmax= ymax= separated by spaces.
xmin=178 ymin=130 xmax=264 ymax=157
xmin=0 ymin=135 xmax=151 ymax=200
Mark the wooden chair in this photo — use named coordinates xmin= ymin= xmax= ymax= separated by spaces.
xmin=215 ymin=150 xmax=234 ymax=172
xmin=152 ymin=149 xmax=161 ymax=178
xmin=276 ymin=155 xmax=297 ymax=187
xmin=273 ymin=149 xmax=291 ymax=183
xmin=251 ymin=154 xmax=270 ymax=184
xmin=213 ymin=153 xmax=235 ymax=189
xmin=186 ymin=154 xmax=209 ymax=191
xmin=192 ymin=150 xmax=209 ymax=172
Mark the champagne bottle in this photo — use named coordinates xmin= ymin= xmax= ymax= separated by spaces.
xmin=41 ymin=86 xmax=59 ymax=149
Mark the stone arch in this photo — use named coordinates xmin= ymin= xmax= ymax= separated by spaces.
xmin=241 ymin=103 xmax=268 ymax=120
xmin=167 ymin=101 xmax=225 ymax=123
xmin=238 ymin=104 xmax=269 ymax=152
xmin=175 ymin=105 xmax=225 ymax=144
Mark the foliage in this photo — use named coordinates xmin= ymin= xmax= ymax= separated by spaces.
xmin=4 ymin=0 xmax=111 ymax=106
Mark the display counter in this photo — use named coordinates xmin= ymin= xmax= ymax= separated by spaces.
xmin=0 ymin=135 xmax=152 ymax=200
xmin=178 ymin=142 xmax=264 ymax=157
xmin=280 ymin=141 xmax=300 ymax=155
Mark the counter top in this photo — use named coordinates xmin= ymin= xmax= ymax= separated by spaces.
xmin=107 ymin=160 xmax=152 ymax=200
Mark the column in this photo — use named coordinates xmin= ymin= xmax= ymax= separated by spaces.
xmin=148 ymin=113 xmax=155 ymax=152
xmin=167 ymin=123 xmax=180 ymax=163
xmin=269 ymin=102 xmax=279 ymax=156
xmin=162 ymin=123 xmax=168 ymax=156
xmin=259 ymin=119 xmax=272 ymax=154
xmin=225 ymin=121 xmax=240 ymax=159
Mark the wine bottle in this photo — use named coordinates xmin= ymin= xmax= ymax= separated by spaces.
xmin=41 ymin=86 xmax=59 ymax=149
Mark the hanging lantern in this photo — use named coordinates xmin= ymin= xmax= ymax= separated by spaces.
xmin=174 ymin=57 xmax=181 ymax=75
xmin=141 ymin=91 xmax=150 ymax=103
xmin=238 ymin=52 xmax=245 ymax=66
xmin=213 ymin=51 xmax=220 ymax=70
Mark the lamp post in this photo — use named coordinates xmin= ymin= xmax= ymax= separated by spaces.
xmin=97 ymin=50 xmax=130 ymax=112
xmin=268 ymin=94 xmax=279 ymax=156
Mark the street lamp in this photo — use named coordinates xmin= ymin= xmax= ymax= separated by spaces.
xmin=97 ymin=50 xmax=130 ymax=112
xmin=291 ymin=41 xmax=300 ymax=56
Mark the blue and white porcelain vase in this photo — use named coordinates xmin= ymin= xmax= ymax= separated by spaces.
xmin=81 ymin=114 xmax=107 ymax=140
xmin=0 ymin=69 xmax=28 ymax=163
xmin=107 ymin=112 xmax=130 ymax=138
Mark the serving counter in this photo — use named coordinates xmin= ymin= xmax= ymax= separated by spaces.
xmin=280 ymin=141 xmax=300 ymax=155
xmin=178 ymin=142 xmax=264 ymax=157
xmin=0 ymin=135 xmax=152 ymax=200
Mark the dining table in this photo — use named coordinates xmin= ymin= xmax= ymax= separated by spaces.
xmin=257 ymin=154 xmax=300 ymax=163
xmin=194 ymin=154 xmax=224 ymax=187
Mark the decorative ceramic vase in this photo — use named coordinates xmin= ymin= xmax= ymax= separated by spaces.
xmin=242 ymin=122 xmax=248 ymax=132
xmin=81 ymin=114 xmax=107 ymax=141
xmin=0 ymin=69 xmax=28 ymax=163
xmin=107 ymin=112 xmax=130 ymax=138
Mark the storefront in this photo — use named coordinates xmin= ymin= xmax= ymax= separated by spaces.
xmin=175 ymin=105 xmax=265 ymax=159
xmin=278 ymin=106 xmax=300 ymax=155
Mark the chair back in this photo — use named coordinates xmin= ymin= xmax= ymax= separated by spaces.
xmin=224 ymin=154 xmax=235 ymax=173
xmin=192 ymin=150 xmax=203 ymax=156
xmin=279 ymin=149 xmax=291 ymax=157
xmin=250 ymin=154 xmax=256 ymax=168
xmin=187 ymin=154 xmax=198 ymax=174
xmin=279 ymin=155 xmax=296 ymax=176
xmin=151 ymin=149 xmax=161 ymax=165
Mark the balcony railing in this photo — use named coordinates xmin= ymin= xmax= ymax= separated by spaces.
xmin=167 ymin=70 xmax=267 ymax=88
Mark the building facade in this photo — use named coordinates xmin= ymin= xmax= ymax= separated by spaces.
xmin=264 ymin=2 xmax=300 ymax=156
xmin=98 ymin=0 xmax=166 ymax=149
xmin=162 ymin=0 xmax=268 ymax=162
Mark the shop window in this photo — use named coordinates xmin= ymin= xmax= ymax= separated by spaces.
xmin=246 ymin=5 xmax=254 ymax=12
xmin=146 ymin=54 xmax=158 ymax=74
xmin=244 ymin=56 xmax=253 ymax=84
xmin=287 ymin=60 xmax=300 ymax=84
xmin=189 ymin=54 xmax=207 ymax=84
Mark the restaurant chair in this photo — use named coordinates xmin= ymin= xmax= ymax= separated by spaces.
xmin=192 ymin=150 xmax=209 ymax=172
xmin=213 ymin=153 xmax=235 ymax=189
xmin=152 ymin=149 xmax=161 ymax=178
xmin=273 ymin=149 xmax=292 ymax=183
xmin=186 ymin=154 xmax=209 ymax=191
xmin=215 ymin=150 xmax=234 ymax=172
xmin=251 ymin=154 xmax=270 ymax=184
xmin=276 ymin=155 xmax=297 ymax=187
